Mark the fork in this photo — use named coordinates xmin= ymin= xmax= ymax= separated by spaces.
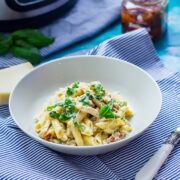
xmin=135 ymin=127 xmax=180 ymax=180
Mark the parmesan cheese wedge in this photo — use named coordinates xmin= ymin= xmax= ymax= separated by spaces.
xmin=0 ymin=63 xmax=33 ymax=105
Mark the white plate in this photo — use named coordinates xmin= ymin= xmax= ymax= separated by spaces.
xmin=9 ymin=55 xmax=162 ymax=155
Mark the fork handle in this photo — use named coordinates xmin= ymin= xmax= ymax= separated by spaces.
xmin=135 ymin=144 xmax=174 ymax=180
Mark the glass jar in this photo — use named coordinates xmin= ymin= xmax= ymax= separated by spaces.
xmin=121 ymin=0 xmax=168 ymax=41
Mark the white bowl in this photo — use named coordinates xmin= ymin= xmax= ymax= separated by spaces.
xmin=9 ymin=55 xmax=162 ymax=155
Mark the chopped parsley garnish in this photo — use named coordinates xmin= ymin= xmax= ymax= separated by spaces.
xmin=48 ymin=98 xmax=76 ymax=121
xmin=91 ymin=83 xmax=105 ymax=99
xmin=80 ymin=95 xmax=90 ymax=106
xmin=66 ymin=82 xmax=79 ymax=96
xmin=47 ymin=102 xmax=63 ymax=111
xmin=62 ymin=98 xmax=75 ymax=113
xmin=74 ymin=122 xmax=86 ymax=132
xmin=47 ymin=98 xmax=75 ymax=112
xmin=99 ymin=99 xmax=119 ymax=119
xmin=49 ymin=111 xmax=74 ymax=122
xmin=85 ymin=90 xmax=91 ymax=96
xmin=59 ymin=112 xmax=76 ymax=121
xmin=49 ymin=111 xmax=60 ymax=119
xmin=79 ymin=90 xmax=92 ymax=106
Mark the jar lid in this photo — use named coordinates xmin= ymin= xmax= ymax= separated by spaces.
xmin=133 ymin=0 xmax=166 ymax=6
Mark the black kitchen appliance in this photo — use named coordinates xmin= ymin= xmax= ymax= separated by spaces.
xmin=0 ymin=0 xmax=77 ymax=31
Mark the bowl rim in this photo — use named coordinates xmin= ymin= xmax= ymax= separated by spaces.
xmin=9 ymin=55 xmax=162 ymax=150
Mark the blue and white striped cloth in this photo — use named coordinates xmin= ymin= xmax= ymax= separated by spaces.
xmin=0 ymin=29 xmax=180 ymax=179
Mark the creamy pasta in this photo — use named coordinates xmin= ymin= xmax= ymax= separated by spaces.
xmin=35 ymin=82 xmax=134 ymax=146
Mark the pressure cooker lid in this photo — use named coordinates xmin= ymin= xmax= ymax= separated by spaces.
xmin=0 ymin=0 xmax=77 ymax=31
xmin=6 ymin=0 xmax=71 ymax=12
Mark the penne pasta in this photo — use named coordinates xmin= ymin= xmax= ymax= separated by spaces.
xmin=68 ymin=121 xmax=84 ymax=146
xmin=38 ymin=118 xmax=51 ymax=139
xmin=35 ymin=82 xmax=133 ymax=146
xmin=82 ymin=135 xmax=99 ymax=146
xmin=51 ymin=119 xmax=67 ymax=141
xmin=75 ymin=111 xmax=87 ymax=123
xmin=81 ymin=106 xmax=99 ymax=118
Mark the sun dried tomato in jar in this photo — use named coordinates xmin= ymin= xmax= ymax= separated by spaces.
xmin=121 ymin=0 xmax=168 ymax=41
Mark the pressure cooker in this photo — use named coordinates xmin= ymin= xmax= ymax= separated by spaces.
xmin=0 ymin=0 xmax=77 ymax=31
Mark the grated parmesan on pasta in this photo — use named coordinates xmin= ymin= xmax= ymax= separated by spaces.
xmin=35 ymin=82 xmax=134 ymax=146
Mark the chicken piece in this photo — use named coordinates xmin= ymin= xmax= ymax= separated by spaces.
xmin=75 ymin=111 xmax=87 ymax=122
xmin=81 ymin=106 xmax=99 ymax=118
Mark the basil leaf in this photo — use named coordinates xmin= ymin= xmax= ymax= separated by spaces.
xmin=100 ymin=106 xmax=110 ymax=117
xmin=74 ymin=122 xmax=85 ymax=131
xmin=0 ymin=34 xmax=4 ymax=41
xmin=11 ymin=38 xmax=42 ymax=64
xmin=0 ymin=35 xmax=12 ymax=55
xmin=12 ymin=29 xmax=54 ymax=48
xmin=0 ymin=29 xmax=54 ymax=63
xmin=99 ymin=99 xmax=119 ymax=119
xmin=11 ymin=46 xmax=42 ymax=65
xmin=14 ymin=39 xmax=34 ymax=48
xmin=107 ymin=99 xmax=115 ymax=109
xmin=99 ymin=106 xmax=119 ymax=118
xmin=27 ymin=36 xmax=54 ymax=48
xmin=12 ymin=29 xmax=36 ymax=39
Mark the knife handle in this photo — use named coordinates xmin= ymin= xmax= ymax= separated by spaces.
xmin=135 ymin=144 xmax=174 ymax=180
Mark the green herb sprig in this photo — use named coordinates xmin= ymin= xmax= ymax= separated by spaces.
xmin=0 ymin=29 xmax=54 ymax=64
xmin=91 ymin=83 xmax=105 ymax=99
xmin=66 ymin=82 xmax=79 ymax=96
xmin=47 ymin=102 xmax=64 ymax=111
xmin=62 ymin=98 xmax=76 ymax=113
xmin=48 ymin=98 xmax=76 ymax=122
xmin=99 ymin=99 xmax=119 ymax=119
xmin=80 ymin=90 xmax=91 ymax=106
